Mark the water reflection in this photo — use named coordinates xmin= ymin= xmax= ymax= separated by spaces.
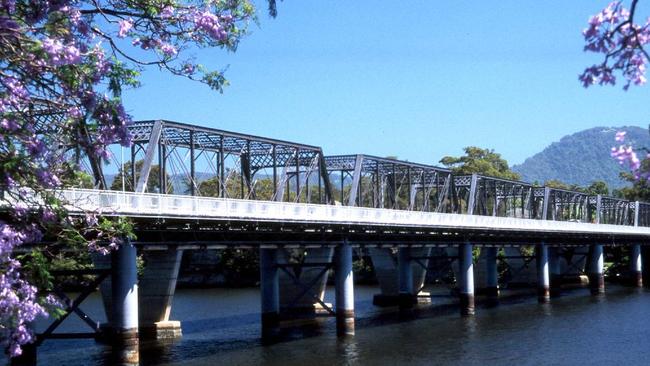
xmin=34 ymin=285 xmax=650 ymax=366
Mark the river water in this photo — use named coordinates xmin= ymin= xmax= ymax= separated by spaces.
xmin=28 ymin=285 xmax=650 ymax=365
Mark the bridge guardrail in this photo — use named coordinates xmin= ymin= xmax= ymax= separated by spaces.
xmin=50 ymin=189 xmax=650 ymax=238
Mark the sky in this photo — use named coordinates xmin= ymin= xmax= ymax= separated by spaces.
xmin=122 ymin=1 xmax=650 ymax=167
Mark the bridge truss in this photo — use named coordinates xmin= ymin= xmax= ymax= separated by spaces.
xmin=324 ymin=154 xmax=453 ymax=212
xmin=122 ymin=120 xmax=332 ymax=204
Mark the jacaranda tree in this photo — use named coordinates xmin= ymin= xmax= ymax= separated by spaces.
xmin=581 ymin=1 xmax=650 ymax=178
xmin=0 ymin=0 xmax=277 ymax=357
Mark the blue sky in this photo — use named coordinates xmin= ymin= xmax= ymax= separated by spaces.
xmin=122 ymin=1 xmax=650 ymax=167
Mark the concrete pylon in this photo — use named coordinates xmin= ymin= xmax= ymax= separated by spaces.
xmin=536 ymin=243 xmax=550 ymax=303
xmin=260 ymin=248 xmax=280 ymax=338
xmin=111 ymin=241 xmax=139 ymax=365
xmin=335 ymin=242 xmax=355 ymax=336
xmin=630 ymin=244 xmax=643 ymax=287
xmin=138 ymin=249 xmax=183 ymax=339
xmin=589 ymin=244 xmax=605 ymax=295
xmin=459 ymin=242 xmax=475 ymax=316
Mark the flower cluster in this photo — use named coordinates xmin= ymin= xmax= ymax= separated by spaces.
xmin=0 ymin=224 xmax=48 ymax=357
xmin=0 ymin=0 xmax=254 ymax=358
xmin=580 ymin=1 xmax=650 ymax=89
xmin=610 ymin=130 xmax=649 ymax=180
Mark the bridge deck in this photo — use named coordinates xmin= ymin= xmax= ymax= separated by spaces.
xmin=55 ymin=189 xmax=650 ymax=246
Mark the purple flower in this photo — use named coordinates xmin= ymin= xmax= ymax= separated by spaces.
xmin=160 ymin=43 xmax=177 ymax=56
xmin=117 ymin=18 xmax=133 ymax=38
xmin=160 ymin=6 xmax=174 ymax=18
xmin=615 ymin=131 xmax=626 ymax=142
xmin=1 ymin=118 xmax=19 ymax=131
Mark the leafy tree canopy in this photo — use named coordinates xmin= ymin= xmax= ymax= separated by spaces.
xmin=439 ymin=146 xmax=520 ymax=180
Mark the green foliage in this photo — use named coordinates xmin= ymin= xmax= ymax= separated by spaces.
xmin=196 ymin=175 xmax=274 ymax=199
xmin=543 ymin=179 xmax=610 ymax=195
xmin=614 ymin=159 xmax=650 ymax=200
xmin=110 ymin=160 xmax=172 ymax=193
xmin=440 ymin=146 xmax=520 ymax=180
xmin=72 ymin=171 xmax=96 ymax=189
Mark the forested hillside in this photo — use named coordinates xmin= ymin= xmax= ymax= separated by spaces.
xmin=512 ymin=126 xmax=649 ymax=189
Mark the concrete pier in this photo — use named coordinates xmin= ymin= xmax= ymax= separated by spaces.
xmin=589 ymin=244 xmax=605 ymax=295
xmin=278 ymin=248 xmax=333 ymax=314
xmin=459 ymin=242 xmax=475 ymax=316
xmin=630 ymin=244 xmax=643 ymax=287
xmin=548 ymin=247 xmax=562 ymax=297
xmin=536 ymin=243 xmax=550 ymax=303
xmin=111 ymin=241 xmax=139 ymax=365
xmin=260 ymin=248 xmax=280 ymax=337
xmin=397 ymin=247 xmax=415 ymax=308
xmin=335 ymin=242 xmax=355 ymax=336
xmin=369 ymin=247 xmax=431 ymax=306
xmin=139 ymin=249 xmax=183 ymax=339
xmin=485 ymin=247 xmax=499 ymax=302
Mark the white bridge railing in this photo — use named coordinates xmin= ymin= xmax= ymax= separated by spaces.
xmin=55 ymin=189 xmax=650 ymax=238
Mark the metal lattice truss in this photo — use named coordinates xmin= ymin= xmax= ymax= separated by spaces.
xmin=323 ymin=154 xmax=452 ymax=211
xmin=595 ymin=196 xmax=634 ymax=225
xmin=122 ymin=120 xmax=332 ymax=203
xmin=86 ymin=119 xmax=650 ymax=228
xmin=453 ymin=175 xmax=534 ymax=218
xmin=532 ymin=187 xmax=591 ymax=222
xmin=637 ymin=202 xmax=650 ymax=227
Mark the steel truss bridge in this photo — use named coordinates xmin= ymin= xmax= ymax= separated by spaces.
xmin=23 ymin=119 xmax=650 ymax=364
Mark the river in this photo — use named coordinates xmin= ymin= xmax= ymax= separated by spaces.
xmin=28 ymin=285 xmax=650 ymax=365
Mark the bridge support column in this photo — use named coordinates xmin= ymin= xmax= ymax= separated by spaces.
xmin=139 ymin=249 xmax=183 ymax=339
xmin=630 ymin=244 xmax=643 ymax=287
xmin=536 ymin=243 xmax=550 ymax=303
xmin=459 ymin=242 xmax=474 ymax=316
xmin=485 ymin=247 xmax=499 ymax=304
xmin=549 ymin=247 xmax=561 ymax=297
xmin=260 ymin=248 xmax=280 ymax=338
xmin=335 ymin=242 xmax=355 ymax=336
xmin=398 ymin=247 xmax=415 ymax=309
xmin=111 ymin=241 xmax=139 ymax=365
xmin=589 ymin=244 xmax=605 ymax=295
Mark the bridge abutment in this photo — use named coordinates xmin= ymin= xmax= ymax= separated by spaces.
xmin=459 ymin=242 xmax=475 ymax=316
xmin=138 ymin=249 xmax=183 ymax=339
xmin=589 ymin=244 xmax=605 ymax=295
xmin=110 ymin=241 xmax=139 ymax=365
xmin=335 ymin=242 xmax=355 ymax=336
xmin=536 ymin=243 xmax=550 ymax=303
xmin=260 ymin=248 xmax=280 ymax=338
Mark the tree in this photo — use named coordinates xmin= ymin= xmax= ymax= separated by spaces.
xmin=581 ymin=2 xmax=650 ymax=178
xmin=439 ymin=146 xmax=520 ymax=180
xmin=581 ymin=1 xmax=649 ymax=89
xmin=544 ymin=179 xmax=610 ymax=195
xmin=110 ymin=160 xmax=172 ymax=193
xmin=0 ymin=0 xmax=274 ymax=357
xmin=614 ymin=160 xmax=650 ymax=200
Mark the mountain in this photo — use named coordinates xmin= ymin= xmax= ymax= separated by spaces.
xmin=512 ymin=126 xmax=650 ymax=189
